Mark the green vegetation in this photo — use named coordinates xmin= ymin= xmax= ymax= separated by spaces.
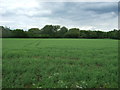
xmin=2 ymin=39 xmax=118 ymax=88
xmin=0 ymin=25 xmax=120 ymax=39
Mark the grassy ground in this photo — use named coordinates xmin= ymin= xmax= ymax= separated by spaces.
xmin=2 ymin=39 xmax=118 ymax=88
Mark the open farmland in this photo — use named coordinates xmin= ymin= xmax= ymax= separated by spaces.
xmin=2 ymin=39 xmax=118 ymax=88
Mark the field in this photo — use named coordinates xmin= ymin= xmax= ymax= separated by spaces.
xmin=2 ymin=39 xmax=118 ymax=88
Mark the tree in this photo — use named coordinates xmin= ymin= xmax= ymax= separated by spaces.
xmin=0 ymin=25 xmax=119 ymax=39
xmin=0 ymin=26 xmax=2 ymax=37
xmin=79 ymin=30 xmax=87 ymax=38
xmin=107 ymin=29 xmax=118 ymax=39
xmin=118 ymin=29 xmax=120 ymax=39
xmin=1 ymin=26 xmax=13 ymax=38
xmin=27 ymin=28 xmax=41 ymax=38
xmin=64 ymin=28 xmax=80 ymax=38
xmin=41 ymin=25 xmax=60 ymax=37
xmin=56 ymin=26 xmax=68 ymax=37
xmin=12 ymin=29 xmax=27 ymax=38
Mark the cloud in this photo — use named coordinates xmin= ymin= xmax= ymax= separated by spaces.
xmin=0 ymin=0 xmax=118 ymax=31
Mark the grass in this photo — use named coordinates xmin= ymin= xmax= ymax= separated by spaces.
xmin=2 ymin=38 xmax=118 ymax=88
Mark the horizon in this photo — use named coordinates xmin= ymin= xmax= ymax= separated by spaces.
xmin=1 ymin=25 xmax=118 ymax=32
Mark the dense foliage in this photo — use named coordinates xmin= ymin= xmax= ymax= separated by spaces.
xmin=0 ymin=25 xmax=119 ymax=39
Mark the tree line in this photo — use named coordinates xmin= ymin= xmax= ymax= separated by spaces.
xmin=0 ymin=25 xmax=119 ymax=39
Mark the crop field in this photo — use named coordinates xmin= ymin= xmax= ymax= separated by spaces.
xmin=2 ymin=39 xmax=118 ymax=88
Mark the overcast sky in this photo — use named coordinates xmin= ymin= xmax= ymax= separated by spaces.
xmin=0 ymin=0 xmax=119 ymax=31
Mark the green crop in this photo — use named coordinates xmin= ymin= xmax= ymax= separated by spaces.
xmin=2 ymin=38 xmax=118 ymax=88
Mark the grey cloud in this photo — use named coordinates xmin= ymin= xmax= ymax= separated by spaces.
xmin=0 ymin=1 xmax=118 ymax=31
xmin=83 ymin=2 xmax=118 ymax=14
